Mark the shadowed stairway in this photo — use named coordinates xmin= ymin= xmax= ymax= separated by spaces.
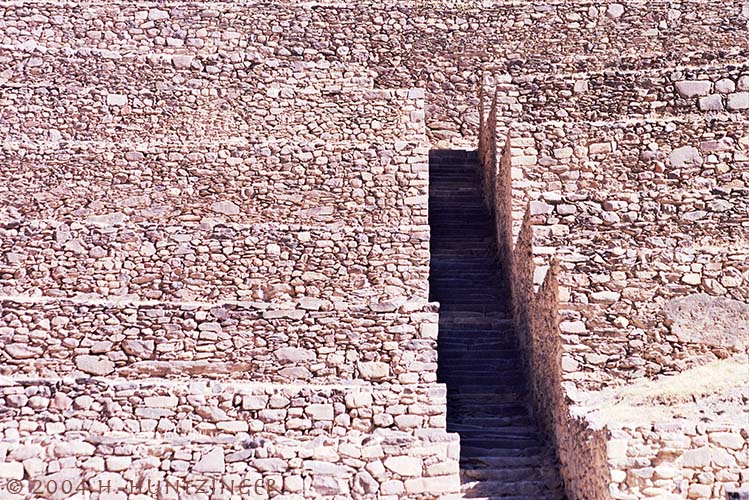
xmin=428 ymin=150 xmax=566 ymax=499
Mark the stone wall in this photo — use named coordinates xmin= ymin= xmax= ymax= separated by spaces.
xmin=506 ymin=116 xmax=748 ymax=389
xmin=1 ymin=87 xmax=424 ymax=143
xmin=2 ymin=0 xmax=746 ymax=146
xmin=0 ymin=378 xmax=449 ymax=439
xmin=0 ymin=221 xmax=430 ymax=304
xmin=607 ymin=423 xmax=749 ymax=499
xmin=2 ymin=1 xmax=748 ymax=498
xmin=478 ymin=72 xmax=749 ymax=499
xmin=0 ymin=297 xmax=438 ymax=384
xmin=0 ymin=2 xmax=467 ymax=497
xmin=1 ymin=139 xmax=428 ymax=226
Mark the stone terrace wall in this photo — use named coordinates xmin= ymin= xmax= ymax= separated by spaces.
xmin=0 ymin=379 xmax=448 ymax=438
xmin=505 ymin=116 xmax=749 ymax=389
xmin=0 ymin=139 xmax=428 ymax=226
xmin=2 ymin=0 xmax=747 ymax=146
xmin=0 ymin=298 xmax=439 ymax=384
xmin=0 ymin=2 xmax=470 ymax=497
xmin=514 ymin=63 xmax=749 ymax=122
xmin=1 ymin=87 xmax=424 ymax=143
xmin=1 ymin=431 xmax=459 ymax=499
xmin=479 ymin=70 xmax=748 ymax=498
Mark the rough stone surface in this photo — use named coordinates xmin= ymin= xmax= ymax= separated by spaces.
xmin=663 ymin=294 xmax=749 ymax=349
xmin=1 ymin=1 xmax=747 ymax=500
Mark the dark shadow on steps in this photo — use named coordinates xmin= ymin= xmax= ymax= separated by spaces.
xmin=428 ymin=149 xmax=566 ymax=499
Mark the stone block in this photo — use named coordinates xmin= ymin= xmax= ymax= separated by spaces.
xmin=699 ymin=94 xmax=724 ymax=111
xmin=675 ymin=80 xmax=712 ymax=98
xmin=727 ymin=92 xmax=749 ymax=110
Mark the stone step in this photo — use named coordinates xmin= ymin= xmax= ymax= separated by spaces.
xmin=430 ymin=150 xmax=564 ymax=498
xmin=458 ymin=495 xmax=565 ymax=500
xmin=438 ymin=305 xmax=509 ymax=314
xmin=447 ymin=393 xmax=529 ymax=403
xmin=439 ymin=350 xmax=522 ymax=360
xmin=447 ymin=414 xmax=536 ymax=433
xmin=437 ymin=321 xmax=514 ymax=329
xmin=439 ymin=348 xmax=520 ymax=357
xmin=460 ymin=446 xmax=552 ymax=459
xmin=446 ymin=385 xmax=529 ymax=396
xmin=455 ymin=431 xmax=545 ymax=445
xmin=461 ymin=479 xmax=563 ymax=498
xmin=445 ymin=403 xmax=531 ymax=417
xmin=461 ymin=454 xmax=559 ymax=470
xmin=460 ymin=465 xmax=561 ymax=482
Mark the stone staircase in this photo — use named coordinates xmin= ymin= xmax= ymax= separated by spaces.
xmin=429 ymin=150 xmax=565 ymax=500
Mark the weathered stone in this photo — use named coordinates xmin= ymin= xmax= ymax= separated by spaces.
xmin=5 ymin=344 xmax=42 ymax=359
xmin=663 ymin=294 xmax=749 ymax=349
xmin=358 ymin=361 xmax=390 ymax=380
xmin=275 ymin=347 xmax=315 ymax=364
xmin=0 ymin=462 xmax=24 ymax=479
xmin=75 ymin=355 xmax=115 ymax=376
xmin=193 ymin=447 xmax=225 ymax=473
xmin=384 ymin=456 xmax=422 ymax=477
xmin=353 ymin=470 xmax=379 ymax=495
xmin=106 ymin=93 xmax=128 ymax=106
xmin=606 ymin=3 xmax=625 ymax=19
xmin=715 ymin=78 xmax=736 ymax=93
xmin=727 ymin=92 xmax=749 ymax=110
xmin=698 ymin=94 xmax=723 ymax=111
xmin=669 ymin=146 xmax=703 ymax=167
xmin=674 ymin=81 xmax=712 ymax=98
xmin=210 ymin=200 xmax=241 ymax=215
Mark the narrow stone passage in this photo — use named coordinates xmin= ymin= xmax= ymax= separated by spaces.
xmin=428 ymin=150 xmax=566 ymax=499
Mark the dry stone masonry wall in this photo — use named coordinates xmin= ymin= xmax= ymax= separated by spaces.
xmin=1 ymin=0 xmax=748 ymax=499
xmin=2 ymin=1 xmax=748 ymax=146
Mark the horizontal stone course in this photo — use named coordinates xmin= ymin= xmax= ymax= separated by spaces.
xmin=0 ymin=378 xmax=447 ymax=439
xmin=0 ymin=430 xmax=460 ymax=499
xmin=0 ymin=138 xmax=429 ymax=226
xmin=0 ymin=86 xmax=424 ymax=143
xmin=0 ymin=46 xmax=375 ymax=89
xmin=1 ymin=1 xmax=744 ymax=74
xmin=513 ymin=63 xmax=749 ymax=122
xmin=0 ymin=297 xmax=439 ymax=384
xmin=0 ymin=219 xmax=430 ymax=303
